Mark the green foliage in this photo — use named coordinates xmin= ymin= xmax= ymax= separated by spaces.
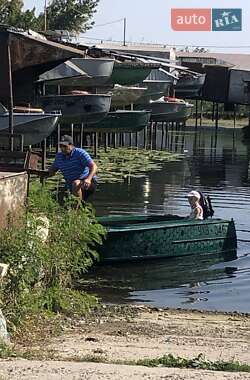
xmin=0 ymin=339 xmax=15 ymax=359
xmin=0 ymin=183 xmax=106 ymax=327
xmin=136 ymin=353 xmax=250 ymax=372
xmin=0 ymin=0 xmax=99 ymax=33
xmin=40 ymin=0 xmax=99 ymax=33
xmin=0 ymin=0 xmax=40 ymax=30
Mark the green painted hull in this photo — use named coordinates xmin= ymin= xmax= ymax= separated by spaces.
xmin=109 ymin=64 xmax=155 ymax=86
xmin=84 ymin=110 xmax=151 ymax=133
xmin=97 ymin=215 xmax=237 ymax=263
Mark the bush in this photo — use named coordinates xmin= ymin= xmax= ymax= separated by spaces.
xmin=0 ymin=183 xmax=106 ymax=328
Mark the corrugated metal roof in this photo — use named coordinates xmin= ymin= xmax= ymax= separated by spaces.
xmin=177 ymin=51 xmax=250 ymax=71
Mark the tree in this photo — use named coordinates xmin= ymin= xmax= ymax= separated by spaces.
xmin=0 ymin=0 xmax=99 ymax=34
xmin=39 ymin=0 xmax=99 ymax=33
xmin=0 ymin=0 xmax=39 ymax=30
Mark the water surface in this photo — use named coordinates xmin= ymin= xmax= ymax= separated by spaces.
xmin=87 ymin=124 xmax=250 ymax=313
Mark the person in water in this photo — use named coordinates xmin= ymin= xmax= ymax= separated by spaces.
xmin=47 ymin=135 xmax=97 ymax=202
xmin=187 ymin=190 xmax=203 ymax=220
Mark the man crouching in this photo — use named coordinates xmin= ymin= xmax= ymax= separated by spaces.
xmin=48 ymin=135 xmax=97 ymax=202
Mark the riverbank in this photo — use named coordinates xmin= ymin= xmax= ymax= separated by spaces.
xmin=1 ymin=305 xmax=249 ymax=379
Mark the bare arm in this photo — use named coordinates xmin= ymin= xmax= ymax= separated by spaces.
xmin=84 ymin=161 xmax=97 ymax=188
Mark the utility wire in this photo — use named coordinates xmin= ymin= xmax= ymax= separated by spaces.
xmin=93 ymin=18 xmax=124 ymax=28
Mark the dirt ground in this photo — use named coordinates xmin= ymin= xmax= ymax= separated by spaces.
xmin=0 ymin=305 xmax=250 ymax=379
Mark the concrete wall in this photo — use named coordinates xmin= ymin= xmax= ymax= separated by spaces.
xmin=0 ymin=171 xmax=28 ymax=228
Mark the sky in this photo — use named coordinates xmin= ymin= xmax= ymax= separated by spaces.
xmin=23 ymin=0 xmax=250 ymax=53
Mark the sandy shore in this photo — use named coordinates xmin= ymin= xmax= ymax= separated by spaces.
xmin=0 ymin=305 xmax=250 ymax=379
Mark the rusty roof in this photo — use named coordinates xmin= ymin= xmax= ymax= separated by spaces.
xmin=0 ymin=26 xmax=86 ymax=99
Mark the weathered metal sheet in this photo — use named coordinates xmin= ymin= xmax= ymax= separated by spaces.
xmin=228 ymin=69 xmax=250 ymax=105
xmin=0 ymin=171 xmax=27 ymax=229
xmin=0 ymin=26 xmax=85 ymax=100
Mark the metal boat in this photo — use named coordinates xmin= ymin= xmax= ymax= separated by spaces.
xmin=39 ymin=58 xmax=115 ymax=87
xmin=110 ymin=85 xmax=148 ymax=107
xmin=0 ymin=104 xmax=60 ymax=147
xmin=97 ymin=214 xmax=237 ymax=262
xmin=38 ymin=93 xmax=112 ymax=124
xmin=83 ymin=110 xmax=151 ymax=133
xmin=175 ymin=74 xmax=206 ymax=99
xmin=136 ymin=97 xmax=193 ymax=123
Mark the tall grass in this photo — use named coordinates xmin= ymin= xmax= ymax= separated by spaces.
xmin=0 ymin=183 xmax=106 ymax=328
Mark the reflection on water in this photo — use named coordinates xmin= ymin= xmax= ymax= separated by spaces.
xmin=88 ymin=124 xmax=250 ymax=312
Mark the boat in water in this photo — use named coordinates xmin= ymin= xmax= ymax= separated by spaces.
xmin=83 ymin=110 xmax=151 ymax=133
xmin=136 ymin=97 xmax=193 ymax=123
xmin=38 ymin=93 xmax=111 ymax=124
xmin=97 ymin=214 xmax=237 ymax=263
xmin=0 ymin=103 xmax=60 ymax=147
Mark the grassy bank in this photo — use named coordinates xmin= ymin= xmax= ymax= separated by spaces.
xmin=0 ymin=184 xmax=106 ymax=332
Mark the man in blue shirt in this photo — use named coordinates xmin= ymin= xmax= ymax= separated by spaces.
xmin=48 ymin=135 xmax=97 ymax=201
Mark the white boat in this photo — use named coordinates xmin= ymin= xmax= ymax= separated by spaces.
xmin=110 ymin=85 xmax=148 ymax=107
xmin=0 ymin=104 xmax=60 ymax=147
xmin=39 ymin=58 xmax=115 ymax=88
xmin=136 ymin=97 xmax=193 ymax=123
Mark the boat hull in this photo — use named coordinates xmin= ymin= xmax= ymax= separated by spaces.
xmin=137 ymin=81 xmax=172 ymax=103
xmin=39 ymin=94 xmax=111 ymax=124
xmin=136 ymin=101 xmax=193 ymax=122
xmin=40 ymin=58 xmax=114 ymax=87
xmin=83 ymin=110 xmax=151 ymax=133
xmin=0 ymin=113 xmax=59 ymax=147
xmin=175 ymin=74 xmax=206 ymax=99
xmin=109 ymin=65 xmax=154 ymax=86
xmin=97 ymin=215 xmax=237 ymax=262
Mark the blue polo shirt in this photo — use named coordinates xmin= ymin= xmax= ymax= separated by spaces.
xmin=51 ymin=147 xmax=94 ymax=184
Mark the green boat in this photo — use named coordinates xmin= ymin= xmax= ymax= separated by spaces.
xmin=84 ymin=110 xmax=151 ymax=133
xmin=97 ymin=214 xmax=237 ymax=263
xmin=109 ymin=62 xmax=159 ymax=86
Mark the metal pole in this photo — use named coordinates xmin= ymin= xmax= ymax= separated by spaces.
xmin=7 ymin=42 xmax=14 ymax=151
xmin=195 ymin=99 xmax=198 ymax=128
xmin=44 ymin=0 xmax=47 ymax=32
xmin=123 ymin=17 xmax=126 ymax=46
xmin=80 ymin=123 xmax=84 ymax=148
xmin=57 ymin=123 xmax=60 ymax=152
xmin=199 ymin=99 xmax=203 ymax=127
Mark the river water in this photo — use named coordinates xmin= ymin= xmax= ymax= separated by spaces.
xmin=88 ymin=123 xmax=250 ymax=313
